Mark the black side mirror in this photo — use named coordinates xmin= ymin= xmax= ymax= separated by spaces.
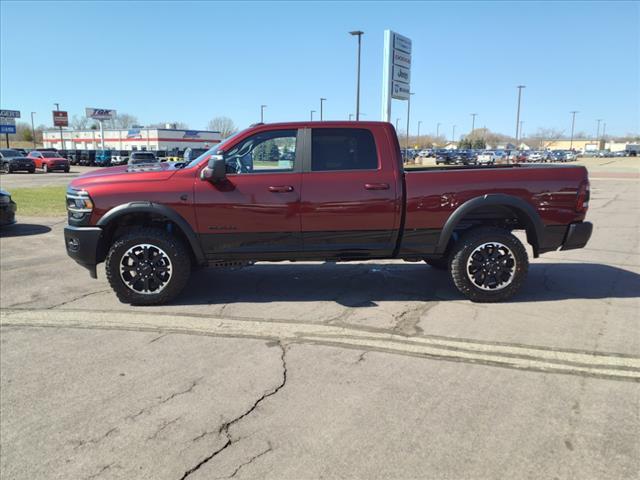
xmin=200 ymin=154 xmax=226 ymax=182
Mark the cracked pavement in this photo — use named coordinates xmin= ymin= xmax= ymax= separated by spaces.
xmin=1 ymin=160 xmax=639 ymax=479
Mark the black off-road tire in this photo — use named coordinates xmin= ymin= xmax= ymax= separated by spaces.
xmin=425 ymin=257 xmax=449 ymax=270
xmin=449 ymin=227 xmax=528 ymax=303
xmin=1 ymin=163 xmax=10 ymax=174
xmin=105 ymin=228 xmax=191 ymax=305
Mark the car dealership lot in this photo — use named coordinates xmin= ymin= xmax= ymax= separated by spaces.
xmin=1 ymin=160 xmax=639 ymax=479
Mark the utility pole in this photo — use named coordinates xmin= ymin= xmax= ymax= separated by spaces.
xmin=452 ymin=125 xmax=456 ymax=143
xmin=30 ymin=112 xmax=37 ymax=149
xmin=260 ymin=104 xmax=267 ymax=123
xmin=515 ymin=85 xmax=526 ymax=142
xmin=569 ymin=111 xmax=578 ymax=150
xmin=602 ymin=122 xmax=606 ymax=141
xmin=320 ymin=98 xmax=326 ymax=121
xmin=406 ymin=92 xmax=414 ymax=151
xmin=436 ymin=122 xmax=441 ymax=139
xmin=349 ymin=31 xmax=364 ymax=121
xmin=519 ymin=121 xmax=524 ymax=142
xmin=596 ymin=119 xmax=602 ymax=140
xmin=470 ymin=113 xmax=477 ymax=135
xmin=417 ymin=120 xmax=422 ymax=146
xmin=395 ymin=118 xmax=400 ymax=132
xmin=54 ymin=102 xmax=63 ymax=150
xmin=310 ymin=110 xmax=316 ymax=121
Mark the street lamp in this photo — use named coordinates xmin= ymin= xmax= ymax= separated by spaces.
xmin=406 ymin=92 xmax=414 ymax=151
xmin=436 ymin=122 xmax=441 ymax=139
xmin=515 ymin=85 xmax=525 ymax=142
xmin=260 ymin=104 xmax=267 ymax=123
xmin=310 ymin=110 xmax=316 ymax=121
xmin=320 ymin=98 xmax=326 ymax=121
xmin=519 ymin=121 xmax=524 ymax=142
xmin=349 ymin=30 xmax=364 ymax=121
xmin=30 ymin=112 xmax=36 ymax=149
xmin=417 ymin=120 xmax=422 ymax=146
xmin=570 ymin=111 xmax=578 ymax=150
xmin=596 ymin=119 xmax=602 ymax=140
xmin=470 ymin=113 xmax=478 ymax=135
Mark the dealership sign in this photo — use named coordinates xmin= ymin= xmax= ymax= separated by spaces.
xmin=86 ymin=107 xmax=116 ymax=120
xmin=53 ymin=110 xmax=69 ymax=127
xmin=381 ymin=30 xmax=412 ymax=121
xmin=0 ymin=109 xmax=19 ymax=134
xmin=183 ymin=130 xmax=201 ymax=139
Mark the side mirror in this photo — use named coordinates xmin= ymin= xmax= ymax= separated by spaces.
xmin=200 ymin=155 xmax=226 ymax=182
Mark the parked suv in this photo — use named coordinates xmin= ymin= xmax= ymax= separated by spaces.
xmin=128 ymin=151 xmax=158 ymax=165
xmin=27 ymin=151 xmax=70 ymax=173
xmin=0 ymin=149 xmax=35 ymax=173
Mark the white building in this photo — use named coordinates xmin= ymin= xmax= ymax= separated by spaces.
xmin=43 ymin=127 xmax=221 ymax=151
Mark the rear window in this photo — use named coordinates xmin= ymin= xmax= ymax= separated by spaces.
xmin=311 ymin=128 xmax=378 ymax=171
xmin=134 ymin=153 xmax=156 ymax=160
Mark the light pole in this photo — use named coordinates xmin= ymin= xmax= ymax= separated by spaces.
xmin=569 ymin=111 xmax=578 ymax=150
xmin=596 ymin=119 xmax=602 ymax=141
xmin=260 ymin=105 xmax=267 ymax=123
xmin=53 ymin=103 xmax=63 ymax=150
xmin=515 ymin=85 xmax=525 ymax=142
xmin=395 ymin=118 xmax=400 ymax=132
xmin=310 ymin=110 xmax=316 ymax=121
xmin=320 ymin=98 xmax=326 ymax=121
xmin=349 ymin=30 xmax=364 ymax=121
xmin=436 ymin=122 xmax=441 ymax=139
xmin=30 ymin=112 xmax=36 ymax=149
xmin=602 ymin=122 xmax=606 ymax=141
xmin=452 ymin=125 xmax=456 ymax=143
xmin=406 ymin=92 xmax=414 ymax=151
xmin=470 ymin=113 xmax=477 ymax=135
xmin=417 ymin=120 xmax=422 ymax=147
xmin=519 ymin=121 xmax=524 ymax=142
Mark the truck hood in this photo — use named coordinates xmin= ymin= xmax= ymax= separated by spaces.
xmin=70 ymin=162 xmax=179 ymax=189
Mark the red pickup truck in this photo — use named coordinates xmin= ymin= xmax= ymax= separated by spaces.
xmin=64 ymin=121 xmax=592 ymax=305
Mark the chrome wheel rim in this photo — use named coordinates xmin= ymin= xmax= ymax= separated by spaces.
xmin=119 ymin=244 xmax=172 ymax=295
xmin=466 ymin=242 xmax=516 ymax=291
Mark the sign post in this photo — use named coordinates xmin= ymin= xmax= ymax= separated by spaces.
xmin=380 ymin=30 xmax=412 ymax=123
xmin=86 ymin=108 xmax=116 ymax=151
xmin=52 ymin=110 xmax=68 ymax=150
xmin=0 ymin=109 xmax=20 ymax=147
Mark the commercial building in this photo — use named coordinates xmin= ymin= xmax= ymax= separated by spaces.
xmin=42 ymin=127 xmax=221 ymax=151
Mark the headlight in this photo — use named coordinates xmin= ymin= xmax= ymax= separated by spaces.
xmin=66 ymin=188 xmax=94 ymax=214
xmin=0 ymin=195 xmax=10 ymax=205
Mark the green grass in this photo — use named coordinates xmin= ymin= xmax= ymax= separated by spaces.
xmin=10 ymin=186 xmax=68 ymax=217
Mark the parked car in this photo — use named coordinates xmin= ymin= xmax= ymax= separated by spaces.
xmin=0 ymin=189 xmax=17 ymax=226
xmin=27 ymin=151 xmax=70 ymax=173
xmin=111 ymin=150 xmax=130 ymax=166
xmin=95 ymin=150 xmax=112 ymax=167
xmin=64 ymin=121 xmax=593 ymax=306
xmin=183 ymin=148 xmax=208 ymax=163
xmin=613 ymin=151 xmax=626 ymax=157
xmin=564 ymin=151 xmax=577 ymax=162
xmin=128 ymin=151 xmax=158 ymax=165
xmin=435 ymin=150 xmax=455 ymax=165
xmin=477 ymin=151 xmax=496 ymax=165
xmin=453 ymin=149 xmax=476 ymax=165
xmin=0 ymin=149 xmax=36 ymax=173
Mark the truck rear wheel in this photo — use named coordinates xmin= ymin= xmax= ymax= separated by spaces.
xmin=449 ymin=227 xmax=528 ymax=303
xmin=105 ymin=228 xmax=191 ymax=305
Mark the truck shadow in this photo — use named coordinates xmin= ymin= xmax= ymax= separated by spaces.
xmin=175 ymin=262 xmax=640 ymax=306
xmin=0 ymin=223 xmax=52 ymax=238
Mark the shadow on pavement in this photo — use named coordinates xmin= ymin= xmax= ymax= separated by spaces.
xmin=0 ymin=223 xmax=52 ymax=238
xmin=172 ymin=262 xmax=640 ymax=306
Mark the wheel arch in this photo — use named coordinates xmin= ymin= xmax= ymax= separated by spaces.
xmin=436 ymin=194 xmax=544 ymax=257
xmin=96 ymin=202 xmax=206 ymax=265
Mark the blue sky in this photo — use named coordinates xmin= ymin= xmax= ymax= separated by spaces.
xmin=1 ymin=1 xmax=638 ymax=138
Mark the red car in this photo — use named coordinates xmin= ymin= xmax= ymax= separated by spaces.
xmin=27 ymin=151 xmax=70 ymax=173
xmin=64 ymin=121 xmax=592 ymax=305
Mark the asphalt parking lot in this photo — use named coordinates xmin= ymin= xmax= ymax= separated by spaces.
xmin=1 ymin=159 xmax=639 ymax=479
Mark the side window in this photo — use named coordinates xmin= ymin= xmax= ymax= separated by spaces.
xmin=224 ymin=130 xmax=297 ymax=174
xmin=311 ymin=128 xmax=378 ymax=171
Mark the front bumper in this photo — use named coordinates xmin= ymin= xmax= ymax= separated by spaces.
xmin=0 ymin=200 xmax=17 ymax=226
xmin=538 ymin=221 xmax=593 ymax=254
xmin=64 ymin=226 xmax=103 ymax=278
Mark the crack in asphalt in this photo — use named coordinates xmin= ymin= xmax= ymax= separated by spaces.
xmin=148 ymin=416 xmax=182 ymax=441
xmin=179 ymin=342 xmax=287 ymax=480
xmin=70 ymin=427 xmax=118 ymax=450
xmin=223 ymin=443 xmax=273 ymax=479
xmin=127 ymin=379 xmax=201 ymax=421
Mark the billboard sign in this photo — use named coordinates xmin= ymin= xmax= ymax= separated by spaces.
xmin=53 ymin=110 xmax=68 ymax=127
xmin=0 ymin=109 xmax=21 ymax=119
xmin=381 ymin=30 xmax=412 ymax=120
xmin=127 ymin=128 xmax=142 ymax=139
xmin=86 ymin=107 xmax=116 ymax=120
xmin=0 ymin=118 xmax=16 ymax=134
xmin=183 ymin=130 xmax=201 ymax=138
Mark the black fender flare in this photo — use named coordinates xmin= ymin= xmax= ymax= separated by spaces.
xmin=97 ymin=202 xmax=206 ymax=265
xmin=435 ymin=194 xmax=544 ymax=256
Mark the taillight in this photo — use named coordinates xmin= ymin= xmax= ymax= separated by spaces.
xmin=576 ymin=180 xmax=590 ymax=213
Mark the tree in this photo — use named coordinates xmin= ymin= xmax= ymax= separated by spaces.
xmin=71 ymin=115 xmax=91 ymax=130
xmin=207 ymin=117 xmax=238 ymax=138
xmin=147 ymin=121 xmax=190 ymax=129
xmin=525 ymin=128 xmax=565 ymax=150
xmin=111 ymin=113 xmax=138 ymax=129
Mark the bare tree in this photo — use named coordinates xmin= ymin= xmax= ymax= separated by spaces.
xmin=525 ymin=128 xmax=565 ymax=149
xmin=147 ymin=121 xmax=190 ymax=129
xmin=112 ymin=113 xmax=139 ymax=129
xmin=71 ymin=115 xmax=91 ymax=130
xmin=207 ymin=116 xmax=238 ymax=138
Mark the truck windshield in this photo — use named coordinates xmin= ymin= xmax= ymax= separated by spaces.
xmin=184 ymin=129 xmax=249 ymax=169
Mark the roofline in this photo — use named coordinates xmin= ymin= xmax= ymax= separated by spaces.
xmin=42 ymin=127 xmax=221 ymax=134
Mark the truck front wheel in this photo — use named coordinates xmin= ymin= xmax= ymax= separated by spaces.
xmin=449 ymin=227 xmax=528 ymax=303
xmin=105 ymin=228 xmax=191 ymax=305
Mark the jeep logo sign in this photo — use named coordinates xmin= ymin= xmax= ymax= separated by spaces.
xmin=85 ymin=107 xmax=116 ymax=120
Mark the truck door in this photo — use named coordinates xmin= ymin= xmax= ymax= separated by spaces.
xmin=300 ymin=127 xmax=400 ymax=258
xmin=194 ymin=128 xmax=302 ymax=260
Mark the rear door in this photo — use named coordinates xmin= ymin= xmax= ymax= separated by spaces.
xmin=194 ymin=128 xmax=303 ymax=261
xmin=300 ymin=126 xmax=401 ymax=258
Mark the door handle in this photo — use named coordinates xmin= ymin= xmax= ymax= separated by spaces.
xmin=364 ymin=183 xmax=390 ymax=190
xmin=268 ymin=185 xmax=294 ymax=193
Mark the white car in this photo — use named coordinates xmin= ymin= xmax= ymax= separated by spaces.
xmin=477 ymin=151 xmax=496 ymax=165
xmin=528 ymin=151 xmax=544 ymax=162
